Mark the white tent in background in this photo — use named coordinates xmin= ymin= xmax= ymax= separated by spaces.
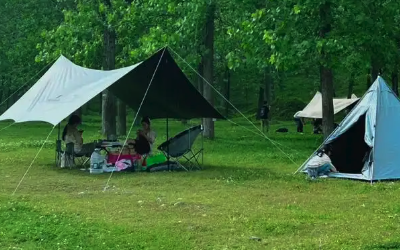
xmin=297 ymin=77 xmax=400 ymax=181
xmin=294 ymin=92 xmax=359 ymax=119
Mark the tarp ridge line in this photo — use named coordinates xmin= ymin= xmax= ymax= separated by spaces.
xmin=168 ymin=47 xmax=299 ymax=166
xmin=12 ymin=126 xmax=55 ymax=195
xmin=103 ymin=48 xmax=167 ymax=192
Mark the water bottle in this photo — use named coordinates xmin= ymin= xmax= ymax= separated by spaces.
xmin=90 ymin=148 xmax=104 ymax=174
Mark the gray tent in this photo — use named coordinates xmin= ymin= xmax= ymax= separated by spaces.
xmin=297 ymin=77 xmax=400 ymax=181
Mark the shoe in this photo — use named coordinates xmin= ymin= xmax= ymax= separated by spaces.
xmin=319 ymin=175 xmax=328 ymax=178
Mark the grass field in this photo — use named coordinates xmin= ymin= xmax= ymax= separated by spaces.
xmin=1 ymin=117 xmax=400 ymax=250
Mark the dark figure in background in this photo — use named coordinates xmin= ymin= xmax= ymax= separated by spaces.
xmin=313 ymin=119 xmax=323 ymax=134
xmin=259 ymin=101 xmax=270 ymax=133
xmin=294 ymin=112 xmax=304 ymax=133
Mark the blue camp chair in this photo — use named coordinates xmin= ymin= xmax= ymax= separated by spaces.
xmin=157 ymin=125 xmax=204 ymax=171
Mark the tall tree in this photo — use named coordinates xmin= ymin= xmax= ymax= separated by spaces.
xmin=202 ymin=2 xmax=216 ymax=139
xmin=101 ymin=0 xmax=117 ymax=138
xmin=117 ymin=100 xmax=127 ymax=135
xmin=319 ymin=1 xmax=335 ymax=138
xmin=224 ymin=66 xmax=231 ymax=116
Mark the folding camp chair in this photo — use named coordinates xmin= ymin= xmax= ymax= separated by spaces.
xmin=55 ymin=140 xmax=90 ymax=168
xmin=73 ymin=143 xmax=91 ymax=167
xmin=157 ymin=125 xmax=204 ymax=171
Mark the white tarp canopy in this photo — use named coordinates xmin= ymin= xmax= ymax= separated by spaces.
xmin=0 ymin=48 xmax=223 ymax=126
xmin=0 ymin=55 xmax=139 ymax=125
xmin=294 ymin=92 xmax=359 ymax=119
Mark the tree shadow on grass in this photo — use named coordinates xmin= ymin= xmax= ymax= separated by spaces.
xmin=41 ymin=162 xmax=302 ymax=183
xmin=365 ymin=242 xmax=400 ymax=250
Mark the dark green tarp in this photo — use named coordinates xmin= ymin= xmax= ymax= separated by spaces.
xmin=110 ymin=47 xmax=224 ymax=120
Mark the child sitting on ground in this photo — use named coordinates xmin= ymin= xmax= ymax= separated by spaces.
xmin=307 ymin=144 xmax=338 ymax=179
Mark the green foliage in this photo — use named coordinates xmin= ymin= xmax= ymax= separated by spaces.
xmin=0 ymin=0 xmax=66 ymax=93
xmin=272 ymin=97 xmax=307 ymax=121
xmin=3 ymin=0 xmax=400 ymax=122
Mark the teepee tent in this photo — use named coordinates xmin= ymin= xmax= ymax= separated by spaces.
xmin=297 ymin=76 xmax=400 ymax=181
xmin=294 ymin=92 xmax=359 ymax=119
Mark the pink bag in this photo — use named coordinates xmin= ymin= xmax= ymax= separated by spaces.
xmin=115 ymin=159 xmax=132 ymax=171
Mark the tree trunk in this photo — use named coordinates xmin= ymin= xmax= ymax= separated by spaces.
xmin=73 ymin=107 xmax=82 ymax=118
xmin=102 ymin=90 xmax=116 ymax=138
xmin=257 ymin=87 xmax=264 ymax=120
xmin=202 ymin=2 xmax=216 ymax=139
xmin=197 ymin=61 xmax=203 ymax=95
xmin=102 ymin=25 xmax=117 ymax=139
xmin=319 ymin=1 xmax=334 ymax=139
xmin=224 ymin=66 xmax=231 ymax=116
xmin=0 ymin=81 xmax=4 ymax=109
xmin=264 ymin=67 xmax=273 ymax=105
xmin=392 ymin=40 xmax=400 ymax=96
xmin=320 ymin=66 xmax=334 ymax=139
xmin=117 ymin=99 xmax=126 ymax=136
xmin=6 ymin=87 xmax=11 ymax=109
xmin=82 ymin=104 xmax=88 ymax=116
xmin=371 ymin=59 xmax=379 ymax=83
xmin=99 ymin=93 xmax=102 ymax=115
xmin=347 ymin=72 xmax=355 ymax=99
xmin=392 ymin=71 xmax=399 ymax=96
xmin=366 ymin=69 xmax=372 ymax=90
xmin=245 ymin=86 xmax=249 ymax=109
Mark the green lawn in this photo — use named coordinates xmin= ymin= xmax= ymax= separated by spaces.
xmin=1 ymin=117 xmax=400 ymax=250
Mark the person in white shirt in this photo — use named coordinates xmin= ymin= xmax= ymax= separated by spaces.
xmin=307 ymin=144 xmax=338 ymax=179
xmin=62 ymin=114 xmax=94 ymax=155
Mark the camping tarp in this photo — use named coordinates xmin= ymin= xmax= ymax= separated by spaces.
xmin=298 ymin=76 xmax=400 ymax=181
xmin=0 ymin=47 xmax=224 ymax=125
xmin=294 ymin=92 xmax=359 ymax=119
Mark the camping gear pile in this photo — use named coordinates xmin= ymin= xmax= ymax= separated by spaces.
xmin=88 ymin=140 xmax=169 ymax=173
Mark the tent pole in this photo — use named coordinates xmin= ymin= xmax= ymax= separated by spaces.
xmin=166 ymin=117 xmax=170 ymax=171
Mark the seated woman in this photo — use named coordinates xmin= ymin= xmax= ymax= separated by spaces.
xmin=128 ymin=117 xmax=156 ymax=155
xmin=307 ymin=144 xmax=338 ymax=179
xmin=62 ymin=115 xmax=94 ymax=156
